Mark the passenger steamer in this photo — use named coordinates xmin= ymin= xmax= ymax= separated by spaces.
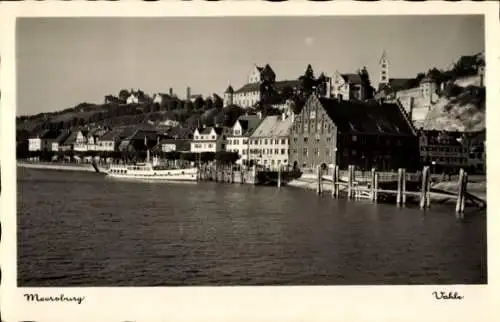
xmin=103 ymin=152 xmax=198 ymax=182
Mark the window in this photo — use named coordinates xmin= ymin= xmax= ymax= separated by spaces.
xmin=243 ymin=139 xmax=248 ymax=144
xmin=265 ymin=139 xmax=268 ymax=145
xmin=352 ymin=150 xmax=357 ymax=156
xmin=292 ymin=149 xmax=297 ymax=154
xmin=326 ymin=137 xmax=331 ymax=143
xmin=281 ymin=139 xmax=286 ymax=144
xmin=303 ymin=148 xmax=308 ymax=156
xmin=352 ymin=135 xmax=357 ymax=142
xmin=281 ymin=149 xmax=285 ymax=155
xmin=325 ymin=148 xmax=330 ymax=156
xmin=275 ymin=139 xmax=279 ymax=144
xmin=211 ymin=135 xmax=215 ymax=139
xmin=293 ymin=138 xmax=298 ymax=143
xmin=275 ymin=149 xmax=279 ymax=154
xmin=304 ymin=137 xmax=308 ymax=143
xmin=314 ymin=148 xmax=319 ymax=156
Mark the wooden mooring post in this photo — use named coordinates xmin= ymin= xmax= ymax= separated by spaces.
xmin=277 ymin=165 xmax=282 ymax=189
xmin=347 ymin=165 xmax=354 ymax=199
xmin=396 ymin=168 xmax=407 ymax=207
xmin=370 ymin=168 xmax=378 ymax=202
xmin=455 ymin=168 xmax=468 ymax=218
xmin=420 ymin=166 xmax=430 ymax=209
xmin=316 ymin=165 xmax=322 ymax=195
xmin=331 ymin=165 xmax=339 ymax=198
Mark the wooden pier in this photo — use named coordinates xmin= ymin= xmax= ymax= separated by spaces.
xmin=311 ymin=165 xmax=485 ymax=218
xmin=197 ymin=162 xmax=484 ymax=217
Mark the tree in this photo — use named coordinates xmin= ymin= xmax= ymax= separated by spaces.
xmin=194 ymin=97 xmax=205 ymax=111
xmin=167 ymin=99 xmax=177 ymax=111
xmin=185 ymin=101 xmax=194 ymax=112
xmin=298 ymin=64 xmax=317 ymax=101
xmin=204 ymin=98 xmax=214 ymax=111
xmin=213 ymin=94 xmax=224 ymax=110
xmin=118 ymin=89 xmax=130 ymax=102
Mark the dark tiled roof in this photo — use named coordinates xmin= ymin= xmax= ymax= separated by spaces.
xmin=53 ymin=131 xmax=71 ymax=144
xmin=29 ymin=129 xmax=49 ymax=139
xmin=273 ymin=80 xmax=300 ymax=92
xmin=236 ymin=114 xmax=262 ymax=135
xmin=41 ymin=130 xmax=62 ymax=140
xmin=199 ymin=126 xmax=224 ymax=135
xmin=154 ymin=139 xmax=191 ymax=152
xmin=62 ymin=131 xmax=78 ymax=145
xmin=316 ymin=96 xmax=414 ymax=136
xmin=341 ymin=73 xmax=363 ymax=85
xmin=234 ymin=83 xmax=261 ymax=94
xmin=100 ymin=130 xmax=122 ymax=141
xmin=388 ymin=78 xmax=415 ymax=90
xmin=128 ymin=129 xmax=159 ymax=141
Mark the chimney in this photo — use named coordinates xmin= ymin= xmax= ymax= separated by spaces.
xmin=186 ymin=86 xmax=191 ymax=100
xmin=169 ymin=87 xmax=173 ymax=96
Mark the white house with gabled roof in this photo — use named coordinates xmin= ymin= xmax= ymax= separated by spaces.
xmin=190 ymin=126 xmax=229 ymax=153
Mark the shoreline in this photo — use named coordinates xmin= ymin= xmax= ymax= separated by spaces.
xmin=17 ymin=161 xmax=98 ymax=173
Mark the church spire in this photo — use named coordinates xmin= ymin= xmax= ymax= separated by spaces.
xmin=379 ymin=50 xmax=389 ymax=85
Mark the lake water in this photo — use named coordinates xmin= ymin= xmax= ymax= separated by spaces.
xmin=17 ymin=168 xmax=487 ymax=286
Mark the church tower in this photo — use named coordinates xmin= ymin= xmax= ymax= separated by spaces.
xmin=379 ymin=50 xmax=389 ymax=86
xmin=224 ymin=85 xmax=234 ymax=107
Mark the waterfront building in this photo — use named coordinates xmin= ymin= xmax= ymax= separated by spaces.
xmin=28 ymin=130 xmax=62 ymax=152
xmin=28 ymin=130 xmax=49 ymax=152
xmin=51 ymin=130 xmax=71 ymax=152
xmin=226 ymin=114 xmax=263 ymax=165
xmin=118 ymin=129 xmax=161 ymax=153
xmin=418 ymin=130 xmax=469 ymax=173
xmin=289 ymin=94 xmax=420 ymax=171
xmin=59 ymin=131 xmax=78 ymax=152
xmin=97 ymin=130 xmax=122 ymax=152
xmin=248 ymin=111 xmax=294 ymax=168
xmin=152 ymin=138 xmax=191 ymax=153
xmin=73 ymin=130 xmax=90 ymax=152
xmin=465 ymin=130 xmax=485 ymax=173
xmin=190 ymin=126 xmax=229 ymax=153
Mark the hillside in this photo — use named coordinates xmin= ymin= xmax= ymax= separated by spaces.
xmin=422 ymin=84 xmax=485 ymax=132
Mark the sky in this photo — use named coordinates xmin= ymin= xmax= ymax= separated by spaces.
xmin=16 ymin=15 xmax=484 ymax=116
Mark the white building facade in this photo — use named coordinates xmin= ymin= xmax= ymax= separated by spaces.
xmin=190 ymin=127 xmax=229 ymax=153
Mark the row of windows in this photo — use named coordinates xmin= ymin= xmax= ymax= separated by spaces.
xmin=193 ymin=143 xmax=215 ymax=149
xmin=228 ymin=139 xmax=248 ymax=145
xmin=293 ymin=137 xmax=334 ymax=143
xmin=109 ymin=169 xmax=191 ymax=176
xmin=420 ymin=146 xmax=467 ymax=153
xmin=421 ymin=157 xmax=468 ymax=165
xmin=291 ymin=147 xmax=331 ymax=157
xmin=260 ymin=159 xmax=288 ymax=165
xmin=194 ymin=135 xmax=218 ymax=140
xmin=249 ymin=148 xmax=288 ymax=155
xmin=249 ymin=138 xmax=288 ymax=145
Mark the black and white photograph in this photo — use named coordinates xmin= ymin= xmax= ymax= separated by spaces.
xmin=1 ymin=2 xmax=499 ymax=321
